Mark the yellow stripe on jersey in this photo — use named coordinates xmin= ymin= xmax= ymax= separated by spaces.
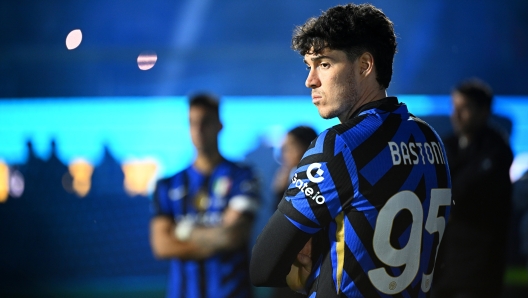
xmin=336 ymin=211 xmax=345 ymax=294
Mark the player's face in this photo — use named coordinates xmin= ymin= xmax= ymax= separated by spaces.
xmin=304 ymin=48 xmax=359 ymax=122
xmin=450 ymin=91 xmax=487 ymax=136
xmin=189 ymin=106 xmax=221 ymax=151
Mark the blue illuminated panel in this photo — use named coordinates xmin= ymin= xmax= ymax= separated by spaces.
xmin=0 ymin=95 xmax=527 ymax=178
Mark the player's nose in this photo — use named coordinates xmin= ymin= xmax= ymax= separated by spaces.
xmin=305 ymin=69 xmax=321 ymax=89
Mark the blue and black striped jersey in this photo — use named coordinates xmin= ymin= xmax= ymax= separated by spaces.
xmin=278 ymin=97 xmax=452 ymax=297
xmin=153 ymin=159 xmax=259 ymax=298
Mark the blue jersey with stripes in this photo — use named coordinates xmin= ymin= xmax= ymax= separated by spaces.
xmin=152 ymin=159 xmax=259 ymax=298
xmin=278 ymin=97 xmax=452 ymax=297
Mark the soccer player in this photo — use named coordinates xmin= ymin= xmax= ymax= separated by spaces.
xmin=250 ymin=3 xmax=452 ymax=297
xmin=150 ymin=94 xmax=259 ymax=298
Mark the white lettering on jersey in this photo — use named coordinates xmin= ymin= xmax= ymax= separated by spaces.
xmin=291 ymin=173 xmax=325 ymax=204
xmin=388 ymin=141 xmax=445 ymax=166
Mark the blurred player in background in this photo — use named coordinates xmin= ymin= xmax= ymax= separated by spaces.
xmin=513 ymin=170 xmax=528 ymax=268
xmin=250 ymin=3 xmax=452 ymax=297
xmin=432 ymin=79 xmax=513 ymax=298
xmin=150 ymin=93 xmax=259 ymax=298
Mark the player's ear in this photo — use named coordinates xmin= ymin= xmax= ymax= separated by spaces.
xmin=358 ymin=52 xmax=374 ymax=77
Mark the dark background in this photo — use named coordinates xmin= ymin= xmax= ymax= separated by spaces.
xmin=1 ymin=0 xmax=527 ymax=98
xmin=1 ymin=1 xmax=528 ymax=297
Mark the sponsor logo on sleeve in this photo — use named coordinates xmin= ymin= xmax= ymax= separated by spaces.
xmin=306 ymin=163 xmax=325 ymax=183
xmin=291 ymin=169 xmax=326 ymax=205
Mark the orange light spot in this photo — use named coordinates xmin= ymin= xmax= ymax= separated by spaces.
xmin=68 ymin=159 xmax=94 ymax=197
xmin=122 ymin=159 xmax=158 ymax=196
xmin=0 ymin=162 xmax=8 ymax=203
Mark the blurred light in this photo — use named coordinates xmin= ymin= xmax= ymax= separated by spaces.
xmin=68 ymin=159 xmax=94 ymax=197
xmin=66 ymin=29 xmax=82 ymax=50
xmin=9 ymin=169 xmax=24 ymax=198
xmin=62 ymin=172 xmax=74 ymax=193
xmin=511 ymin=152 xmax=528 ymax=182
xmin=0 ymin=162 xmax=8 ymax=202
xmin=122 ymin=158 xmax=158 ymax=196
xmin=137 ymin=52 xmax=157 ymax=70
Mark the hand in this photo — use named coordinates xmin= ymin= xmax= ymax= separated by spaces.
xmin=286 ymin=237 xmax=313 ymax=292
xmin=190 ymin=209 xmax=251 ymax=252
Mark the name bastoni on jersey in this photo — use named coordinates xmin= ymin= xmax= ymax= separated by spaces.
xmin=388 ymin=141 xmax=446 ymax=165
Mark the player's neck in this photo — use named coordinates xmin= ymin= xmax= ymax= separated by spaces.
xmin=194 ymin=150 xmax=223 ymax=175
xmin=340 ymin=88 xmax=387 ymax=123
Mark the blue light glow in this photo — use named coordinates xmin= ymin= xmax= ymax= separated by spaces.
xmin=0 ymin=96 xmax=527 ymax=179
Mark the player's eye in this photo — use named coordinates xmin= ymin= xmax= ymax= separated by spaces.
xmin=320 ymin=62 xmax=330 ymax=69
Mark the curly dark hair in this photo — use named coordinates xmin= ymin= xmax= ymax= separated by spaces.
xmin=292 ymin=3 xmax=397 ymax=88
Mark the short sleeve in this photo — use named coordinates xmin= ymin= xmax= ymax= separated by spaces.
xmin=278 ymin=129 xmax=355 ymax=233
xmin=151 ymin=177 xmax=175 ymax=217
xmin=227 ymin=166 xmax=260 ymax=215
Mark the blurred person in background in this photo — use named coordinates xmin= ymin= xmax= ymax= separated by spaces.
xmin=250 ymin=3 xmax=452 ymax=297
xmin=513 ymin=170 xmax=528 ymax=268
xmin=271 ymin=125 xmax=317 ymax=298
xmin=150 ymin=93 xmax=260 ymax=298
xmin=432 ymin=78 xmax=513 ymax=298
xmin=272 ymin=126 xmax=318 ymax=206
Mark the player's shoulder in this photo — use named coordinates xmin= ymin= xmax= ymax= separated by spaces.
xmin=329 ymin=108 xmax=384 ymax=139
xmin=219 ymin=159 xmax=255 ymax=175
xmin=409 ymin=113 xmax=438 ymax=133
xmin=298 ymin=127 xmax=346 ymax=162
xmin=331 ymin=97 xmax=401 ymax=136
xmin=220 ymin=158 xmax=247 ymax=169
xmin=156 ymin=166 xmax=191 ymax=188
xmin=318 ymin=114 xmax=370 ymax=145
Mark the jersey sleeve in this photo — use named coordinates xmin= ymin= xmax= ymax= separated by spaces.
xmin=278 ymin=129 xmax=355 ymax=233
xmin=227 ymin=166 xmax=260 ymax=215
xmin=151 ymin=177 xmax=175 ymax=217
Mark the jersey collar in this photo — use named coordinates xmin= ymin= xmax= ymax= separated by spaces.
xmin=348 ymin=96 xmax=399 ymax=120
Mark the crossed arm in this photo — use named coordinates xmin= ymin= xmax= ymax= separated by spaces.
xmin=250 ymin=210 xmax=313 ymax=291
xmin=150 ymin=208 xmax=252 ymax=260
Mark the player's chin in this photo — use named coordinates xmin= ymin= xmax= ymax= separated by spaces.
xmin=317 ymin=108 xmax=335 ymax=120
xmin=315 ymin=106 xmax=325 ymax=117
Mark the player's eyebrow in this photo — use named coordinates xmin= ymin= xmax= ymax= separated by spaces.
xmin=303 ymin=55 xmax=334 ymax=64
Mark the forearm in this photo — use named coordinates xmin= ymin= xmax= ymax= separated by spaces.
xmin=150 ymin=214 xmax=252 ymax=260
xmin=250 ymin=210 xmax=311 ymax=287
xmin=195 ymin=217 xmax=252 ymax=249
xmin=150 ymin=220 xmax=219 ymax=260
